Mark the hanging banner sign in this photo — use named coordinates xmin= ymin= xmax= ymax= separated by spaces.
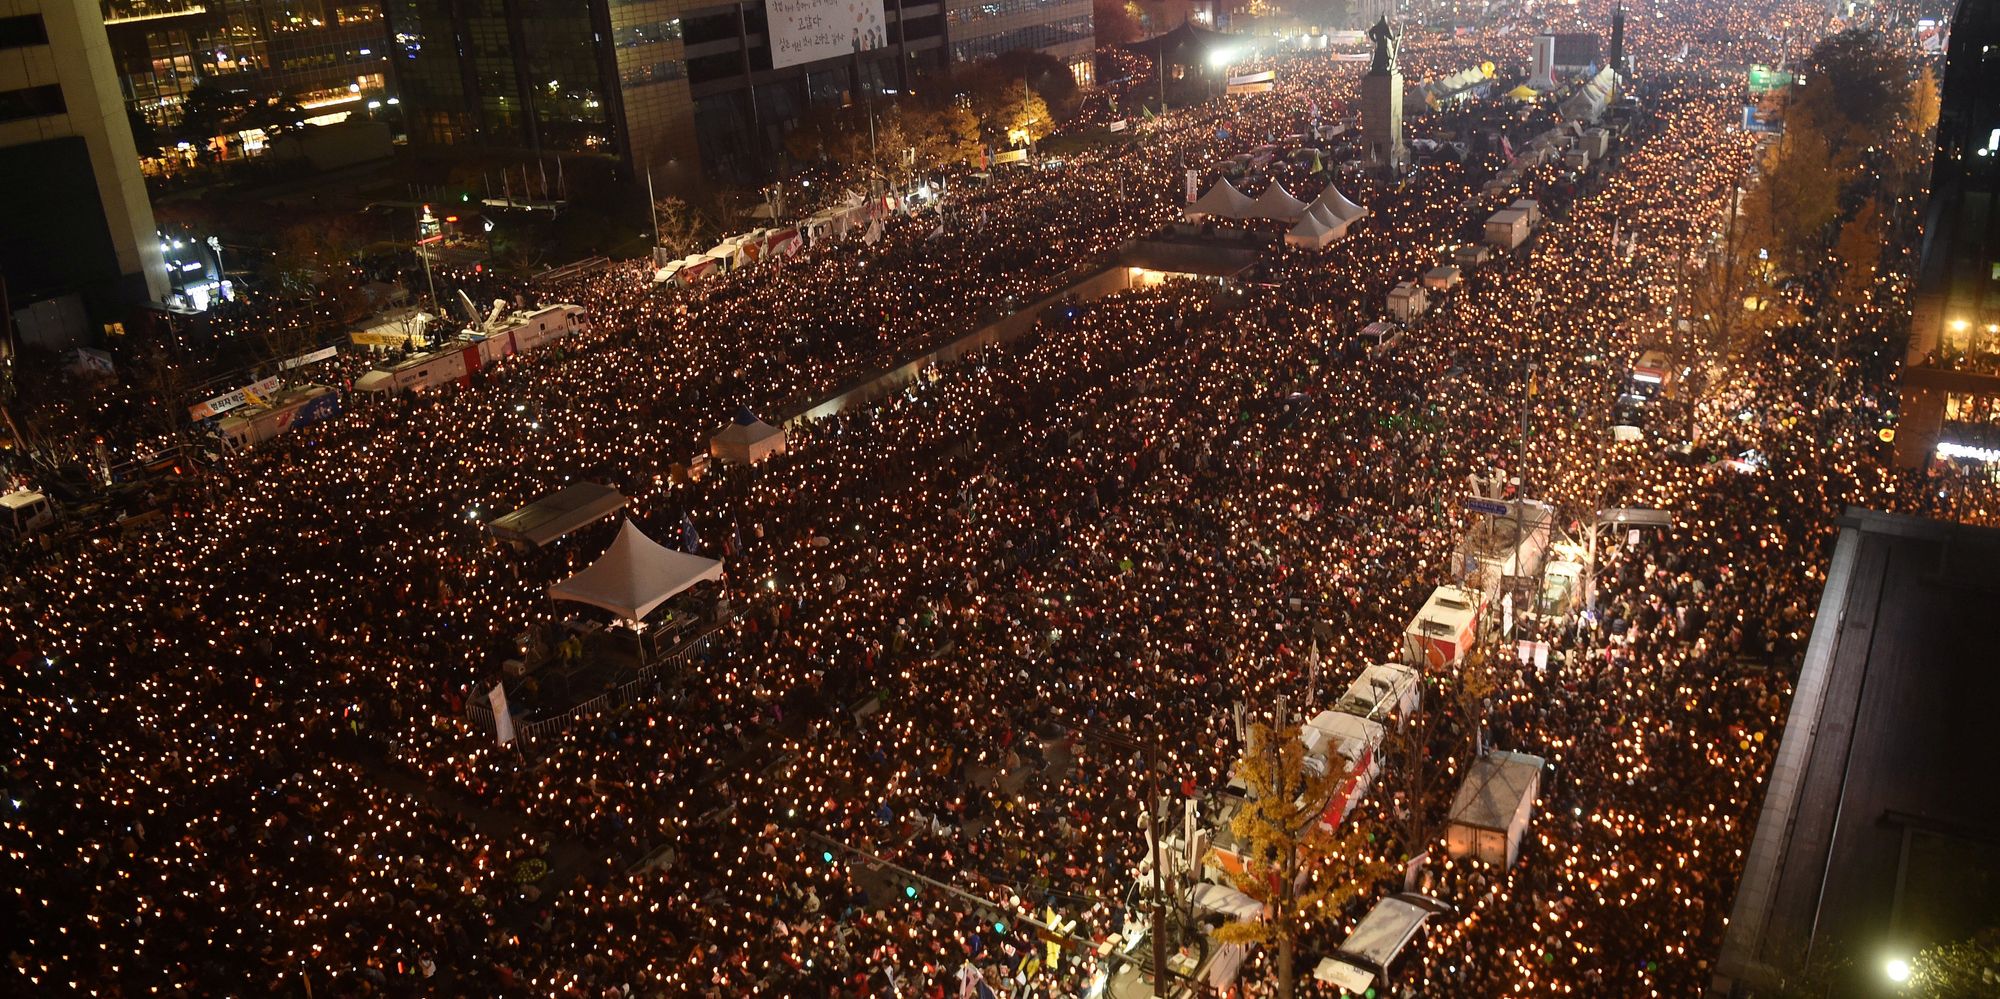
xmin=281 ymin=345 xmax=340 ymax=370
xmin=766 ymin=0 xmax=886 ymax=70
xmin=189 ymin=376 xmax=281 ymax=420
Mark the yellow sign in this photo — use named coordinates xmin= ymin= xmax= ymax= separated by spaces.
xmin=351 ymin=329 xmax=415 ymax=348
xmin=1879 ymin=427 xmax=1896 ymax=443
xmin=1481 ymin=60 xmax=1496 ymax=77
xmin=1043 ymin=905 xmax=1076 ymax=970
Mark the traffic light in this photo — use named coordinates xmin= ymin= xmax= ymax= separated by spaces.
xmin=993 ymin=920 xmax=1006 ymax=934
xmin=821 ymin=851 xmax=834 ymax=864
xmin=903 ymin=884 xmax=918 ymax=899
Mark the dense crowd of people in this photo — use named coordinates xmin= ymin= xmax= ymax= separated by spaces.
xmin=0 ymin=0 xmax=1975 ymax=995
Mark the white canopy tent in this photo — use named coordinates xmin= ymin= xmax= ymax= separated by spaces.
xmin=549 ymin=520 xmax=724 ymax=622
xmin=1285 ymin=204 xmax=1353 ymax=249
xmin=1313 ymin=185 xmax=1368 ymax=224
xmin=1187 ymin=178 xmax=1255 ymax=220
xmin=1247 ymin=181 xmax=1309 ymax=222
xmin=710 ymin=410 xmax=787 ymax=464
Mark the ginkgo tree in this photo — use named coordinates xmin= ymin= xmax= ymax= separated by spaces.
xmin=1217 ymin=721 xmax=1391 ymax=999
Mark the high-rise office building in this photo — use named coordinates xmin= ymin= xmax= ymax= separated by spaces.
xmin=944 ymin=0 xmax=1091 ymax=77
xmin=100 ymin=0 xmax=392 ymax=162
xmin=1896 ymin=0 xmax=2000 ymax=466
xmin=385 ymin=0 xmax=1088 ymax=185
xmin=1 ymin=0 xmax=168 ymax=342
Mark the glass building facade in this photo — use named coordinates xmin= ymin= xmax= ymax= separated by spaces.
xmin=386 ymin=0 xmax=1086 ymax=184
xmin=944 ymin=0 xmax=1092 ymax=82
xmin=102 ymin=0 xmax=390 ymax=133
xmin=1896 ymin=0 xmax=2000 ymax=466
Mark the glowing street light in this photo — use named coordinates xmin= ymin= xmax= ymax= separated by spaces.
xmin=1884 ymin=956 xmax=1911 ymax=984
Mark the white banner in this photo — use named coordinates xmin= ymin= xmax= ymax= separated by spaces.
xmin=190 ymin=376 xmax=281 ymax=420
xmin=489 ymin=684 xmax=516 ymax=745
xmin=280 ymin=345 xmax=339 ymax=370
xmin=766 ymin=0 xmax=886 ymax=70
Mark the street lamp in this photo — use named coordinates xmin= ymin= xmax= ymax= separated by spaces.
xmin=1885 ymin=956 xmax=1911 ymax=984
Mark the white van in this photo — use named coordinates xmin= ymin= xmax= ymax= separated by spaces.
xmin=1359 ymin=321 xmax=1405 ymax=357
xmin=0 ymin=490 xmax=58 ymax=538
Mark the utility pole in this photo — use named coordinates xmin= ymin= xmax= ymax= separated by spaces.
xmin=1142 ymin=784 xmax=1171 ymax=998
xmin=1088 ymin=726 xmax=1178 ymax=997
xmin=647 ymin=163 xmax=661 ymax=254
xmin=867 ymin=101 xmax=879 ymax=199
xmin=1511 ymin=360 xmax=1536 ymax=626
xmin=417 ymin=207 xmax=440 ymax=322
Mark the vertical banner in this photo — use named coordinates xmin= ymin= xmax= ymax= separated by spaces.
xmin=1185 ymin=169 xmax=1199 ymax=203
xmin=489 ymin=684 xmax=516 ymax=745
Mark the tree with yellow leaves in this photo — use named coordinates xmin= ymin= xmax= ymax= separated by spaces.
xmin=1216 ymin=721 xmax=1390 ymax=999
xmin=1832 ymin=197 xmax=1885 ymax=310
xmin=1909 ymin=63 xmax=1942 ymax=140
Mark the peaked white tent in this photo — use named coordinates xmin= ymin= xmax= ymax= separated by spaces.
xmin=1285 ymin=204 xmax=1345 ymax=249
xmin=1187 ymin=178 xmax=1255 ymax=220
xmin=1247 ymin=181 xmax=1309 ymax=222
xmin=1314 ymin=185 xmax=1367 ymax=223
xmin=710 ymin=409 xmax=787 ymax=464
xmin=550 ymin=520 xmax=724 ymax=622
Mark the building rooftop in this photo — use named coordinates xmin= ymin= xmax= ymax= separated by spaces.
xmin=1715 ymin=509 xmax=2000 ymax=994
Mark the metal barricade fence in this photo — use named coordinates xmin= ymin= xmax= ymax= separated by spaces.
xmin=460 ymin=629 xmax=717 ymax=744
